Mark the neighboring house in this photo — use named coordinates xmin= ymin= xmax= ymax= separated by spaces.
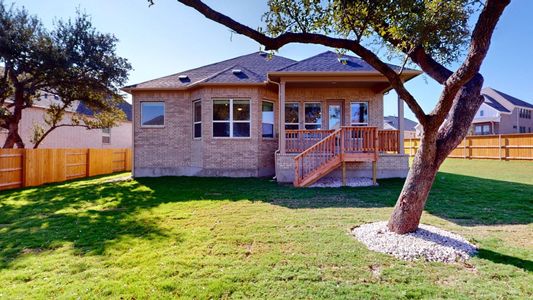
xmin=384 ymin=115 xmax=418 ymax=138
xmin=0 ymin=92 xmax=132 ymax=148
xmin=414 ymin=87 xmax=533 ymax=137
xmin=471 ymin=87 xmax=533 ymax=135
xmin=123 ymin=51 xmax=421 ymax=186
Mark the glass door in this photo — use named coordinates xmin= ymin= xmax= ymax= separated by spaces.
xmin=327 ymin=101 xmax=343 ymax=130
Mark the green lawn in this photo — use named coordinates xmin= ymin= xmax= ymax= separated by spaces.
xmin=0 ymin=159 xmax=531 ymax=299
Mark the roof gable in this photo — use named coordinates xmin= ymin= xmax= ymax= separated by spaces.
xmin=482 ymin=87 xmax=533 ymax=110
xmin=482 ymin=94 xmax=510 ymax=113
xmin=383 ymin=116 xmax=418 ymax=131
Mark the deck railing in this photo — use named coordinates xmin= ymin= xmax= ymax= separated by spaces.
xmin=378 ymin=130 xmax=400 ymax=153
xmin=285 ymin=129 xmax=335 ymax=153
xmin=293 ymin=126 xmax=379 ymax=186
xmin=286 ymin=128 xmax=399 ymax=154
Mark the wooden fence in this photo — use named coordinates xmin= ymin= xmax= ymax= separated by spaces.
xmin=0 ymin=148 xmax=131 ymax=191
xmin=405 ymin=133 xmax=533 ymax=160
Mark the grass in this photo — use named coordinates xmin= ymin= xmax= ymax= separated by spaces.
xmin=0 ymin=159 xmax=531 ymax=299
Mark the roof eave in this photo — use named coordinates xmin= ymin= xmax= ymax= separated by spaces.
xmin=122 ymin=82 xmax=268 ymax=93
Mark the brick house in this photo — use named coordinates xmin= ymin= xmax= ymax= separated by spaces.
xmin=123 ymin=51 xmax=421 ymax=186
xmin=471 ymin=87 xmax=533 ymax=135
xmin=0 ymin=92 xmax=132 ymax=149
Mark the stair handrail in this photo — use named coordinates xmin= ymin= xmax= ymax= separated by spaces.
xmin=294 ymin=128 xmax=342 ymax=185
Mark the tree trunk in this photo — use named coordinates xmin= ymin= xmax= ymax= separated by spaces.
xmin=387 ymin=132 xmax=439 ymax=233
xmin=388 ymin=76 xmax=485 ymax=234
xmin=2 ymin=89 xmax=25 ymax=148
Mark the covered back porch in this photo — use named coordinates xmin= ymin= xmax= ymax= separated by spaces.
xmin=270 ymin=73 xmax=410 ymax=186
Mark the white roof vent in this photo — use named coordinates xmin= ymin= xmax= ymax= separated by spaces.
xmin=178 ymin=75 xmax=188 ymax=80
xmin=232 ymin=69 xmax=242 ymax=74
xmin=338 ymin=57 xmax=348 ymax=64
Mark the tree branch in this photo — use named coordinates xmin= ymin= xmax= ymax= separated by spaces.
xmin=430 ymin=0 xmax=510 ymax=126
xmin=173 ymin=0 xmax=428 ymax=124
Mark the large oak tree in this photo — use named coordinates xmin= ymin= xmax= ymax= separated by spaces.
xmin=0 ymin=2 xmax=131 ymax=148
xmin=149 ymin=0 xmax=511 ymax=233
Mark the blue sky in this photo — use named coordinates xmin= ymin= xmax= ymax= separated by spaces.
xmin=14 ymin=0 xmax=533 ymax=120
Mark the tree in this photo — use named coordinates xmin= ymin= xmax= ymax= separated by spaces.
xmin=150 ymin=0 xmax=511 ymax=233
xmin=0 ymin=2 xmax=131 ymax=148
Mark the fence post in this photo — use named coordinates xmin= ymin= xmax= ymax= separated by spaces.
xmin=21 ymin=149 xmax=27 ymax=188
xmin=86 ymin=149 xmax=91 ymax=177
xmin=498 ymin=134 xmax=502 ymax=160
xmin=463 ymin=139 xmax=467 ymax=159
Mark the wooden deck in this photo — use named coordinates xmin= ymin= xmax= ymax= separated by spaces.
xmin=290 ymin=127 xmax=398 ymax=187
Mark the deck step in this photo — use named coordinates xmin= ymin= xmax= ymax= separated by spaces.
xmin=295 ymin=157 xmax=342 ymax=187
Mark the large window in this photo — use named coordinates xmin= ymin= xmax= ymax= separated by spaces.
xmin=304 ymin=103 xmax=322 ymax=129
xmin=193 ymin=100 xmax=201 ymax=138
xmin=262 ymin=101 xmax=274 ymax=138
xmin=213 ymin=99 xmax=250 ymax=137
xmin=141 ymin=102 xmax=165 ymax=127
xmin=350 ymin=102 xmax=368 ymax=126
xmin=285 ymin=102 xmax=299 ymax=130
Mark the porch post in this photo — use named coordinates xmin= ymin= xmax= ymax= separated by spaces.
xmin=397 ymin=95 xmax=405 ymax=154
xmin=279 ymin=81 xmax=286 ymax=154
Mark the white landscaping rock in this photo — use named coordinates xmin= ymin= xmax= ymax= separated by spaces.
xmin=310 ymin=177 xmax=376 ymax=188
xmin=352 ymin=221 xmax=477 ymax=263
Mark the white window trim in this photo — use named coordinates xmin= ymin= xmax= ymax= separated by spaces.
xmin=350 ymin=101 xmax=369 ymax=126
xmin=102 ymin=128 xmax=111 ymax=144
xmin=285 ymin=102 xmax=300 ymax=130
xmin=304 ymin=102 xmax=322 ymax=130
xmin=193 ymin=99 xmax=202 ymax=139
xmin=212 ymin=98 xmax=251 ymax=139
xmin=140 ymin=101 xmax=165 ymax=128
xmin=262 ymin=100 xmax=276 ymax=139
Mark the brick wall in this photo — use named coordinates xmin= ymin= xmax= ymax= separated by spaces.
xmin=132 ymin=85 xmax=390 ymax=179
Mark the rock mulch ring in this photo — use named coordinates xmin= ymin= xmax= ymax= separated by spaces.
xmin=310 ymin=177 xmax=376 ymax=188
xmin=352 ymin=221 xmax=477 ymax=263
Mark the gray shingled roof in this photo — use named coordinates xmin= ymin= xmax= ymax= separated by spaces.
xmin=126 ymin=52 xmax=296 ymax=89
xmin=384 ymin=116 xmax=418 ymax=131
xmin=278 ymin=51 xmax=408 ymax=72
xmin=125 ymin=51 xmax=420 ymax=90
xmin=482 ymin=87 xmax=533 ymax=109
xmin=482 ymin=94 xmax=510 ymax=113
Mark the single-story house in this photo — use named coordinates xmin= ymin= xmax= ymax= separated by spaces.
xmin=471 ymin=87 xmax=533 ymax=135
xmin=0 ymin=92 xmax=132 ymax=148
xmin=123 ymin=51 xmax=421 ymax=186
xmin=384 ymin=116 xmax=418 ymax=138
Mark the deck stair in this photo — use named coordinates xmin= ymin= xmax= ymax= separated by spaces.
xmin=293 ymin=126 xmax=379 ymax=187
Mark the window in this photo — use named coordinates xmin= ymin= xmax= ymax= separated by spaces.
xmin=213 ymin=99 xmax=250 ymax=137
xmin=262 ymin=101 xmax=274 ymax=138
xmin=102 ymin=128 xmax=111 ymax=144
xmin=141 ymin=102 xmax=165 ymax=127
xmin=479 ymin=110 xmax=484 ymax=117
xmin=350 ymin=102 xmax=369 ymax=126
xmin=304 ymin=103 xmax=322 ymax=129
xmin=193 ymin=100 xmax=201 ymax=138
xmin=474 ymin=124 xmax=491 ymax=135
xmin=519 ymin=126 xmax=526 ymax=133
xmin=285 ymin=102 xmax=299 ymax=130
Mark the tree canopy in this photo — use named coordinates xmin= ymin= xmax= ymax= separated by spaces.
xmin=0 ymin=1 xmax=131 ymax=148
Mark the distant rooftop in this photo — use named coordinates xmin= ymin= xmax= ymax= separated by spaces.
xmin=482 ymin=87 xmax=533 ymax=110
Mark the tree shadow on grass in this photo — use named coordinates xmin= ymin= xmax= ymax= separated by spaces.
xmin=0 ymin=171 xmax=530 ymax=270
xmin=476 ymin=249 xmax=533 ymax=272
